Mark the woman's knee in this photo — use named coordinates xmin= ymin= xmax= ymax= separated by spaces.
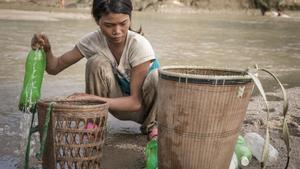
xmin=86 ymin=55 xmax=112 ymax=75
xmin=142 ymin=70 xmax=159 ymax=93
xmin=85 ymin=54 xmax=122 ymax=97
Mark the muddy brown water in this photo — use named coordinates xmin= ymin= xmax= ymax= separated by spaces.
xmin=0 ymin=10 xmax=299 ymax=168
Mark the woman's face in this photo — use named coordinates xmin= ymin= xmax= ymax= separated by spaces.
xmin=99 ymin=12 xmax=130 ymax=45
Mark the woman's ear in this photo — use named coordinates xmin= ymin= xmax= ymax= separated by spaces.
xmin=96 ymin=19 xmax=100 ymax=26
xmin=96 ymin=17 xmax=103 ymax=26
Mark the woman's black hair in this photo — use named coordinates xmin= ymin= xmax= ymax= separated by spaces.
xmin=92 ymin=0 xmax=143 ymax=35
xmin=92 ymin=0 xmax=133 ymax=22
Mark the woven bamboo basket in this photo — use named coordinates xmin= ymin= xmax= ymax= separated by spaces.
xmin=157 ymin=66 xmax=254 ymax=169
xmin=37 ymin=99 xmax=108 ymax=169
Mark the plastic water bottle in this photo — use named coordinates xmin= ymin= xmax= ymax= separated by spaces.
xmin=235 ymin=135 xmax=252 ymax=167
xmin=145 ymin=139 xmax=157 ymax=169
xmin=229 ymin=152 xmax=238 ymax=169
xmin=244 ymin=132 xmax=279 ymax=164
xmin=19 ymin=49 xmax=46 ymax=112
xmin=86 ymin=121 xmax=95 ymax=129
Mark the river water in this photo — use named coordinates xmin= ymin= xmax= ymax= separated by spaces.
xmin=0 ymin=10 xmax=299 ymax=168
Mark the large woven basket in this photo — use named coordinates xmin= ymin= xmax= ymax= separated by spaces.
xmin=37 ymin=99 xmax=108 ymax=169
xmin=157 ymin=66 xmax=254 ymax=169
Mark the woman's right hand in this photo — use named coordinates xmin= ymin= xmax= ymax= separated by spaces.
xmin=31 ymin=33 xmax=51 ymax=53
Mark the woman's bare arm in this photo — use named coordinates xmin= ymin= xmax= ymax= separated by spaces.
xmin=32 ymin=33 xmax=84 ymax=75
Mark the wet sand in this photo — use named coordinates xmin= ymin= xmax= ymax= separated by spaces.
xmin=0 ymin=3 xmax=299 ymax=169
xmin=243 ymin=87 xmax=300 ymax=169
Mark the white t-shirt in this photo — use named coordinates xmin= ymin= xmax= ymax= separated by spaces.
xmin=76 ymin=29 xmax=156 ymax=83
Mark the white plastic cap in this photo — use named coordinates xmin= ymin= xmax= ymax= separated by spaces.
xmin=241 ymin=156 xmax=250 ymax=166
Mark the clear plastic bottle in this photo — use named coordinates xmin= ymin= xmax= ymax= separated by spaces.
xmin=244 ymin=132 xmax=279 ymax=164
xmin=229 ymin=152 xmax=238 ymax=169
xmin=235 ymin=135 xmax=252 ymax=167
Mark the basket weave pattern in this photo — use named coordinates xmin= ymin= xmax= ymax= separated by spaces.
xmin=37 ymin=100 xmax=108 ymax=169
xmin=157 ymin=67 xmax=254 ymax=169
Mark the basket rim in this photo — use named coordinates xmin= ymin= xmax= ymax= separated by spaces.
xmin=37 ymin=99 xmax=109 ymax=110
xmin=159 ymin=65 xmax=252 ymax=80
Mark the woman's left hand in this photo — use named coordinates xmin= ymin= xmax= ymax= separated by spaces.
xmin=66 ymin=92 xmax=99 ymax=101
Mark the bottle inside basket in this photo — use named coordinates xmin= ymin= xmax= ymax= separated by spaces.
xmin=235 ymin=135 xmax=252 ymax=167
xmin=19 ymin=49 xmax=46 ymax=112
xmin=83 ymin=120 xmax=96 ymax=144
xmin=86 ymin=121 xmax=95 ymax=129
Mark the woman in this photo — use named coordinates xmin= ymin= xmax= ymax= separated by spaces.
xmin=32 ymin=0 xmax=159 ymax=139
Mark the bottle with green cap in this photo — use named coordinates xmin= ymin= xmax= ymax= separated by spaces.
xmin=235 ymin=135 xmax=252 ymax=167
